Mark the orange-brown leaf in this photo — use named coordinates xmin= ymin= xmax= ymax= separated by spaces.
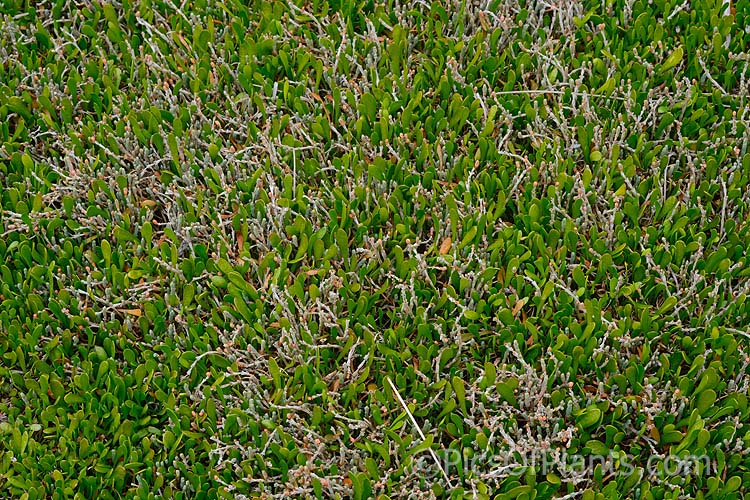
xmin=118 ymin=308 xmax=142 ymax=317
xmin=439 ymin=237 xmax=452 ymax=255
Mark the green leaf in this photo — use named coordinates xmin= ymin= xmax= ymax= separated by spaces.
xmin=182 ymin=283 xmax=195 ymax=306
xmin=437 ymin=398 xmax=457 ymax=421
xmin=101 ymin=240 xmax=111 ymax=266
xmin=408 ymin=433 xmax=434 ymax=456
xmin=660 ymin=46 xmax=683 ymax=73
xmin=577 ymin=407 xmax=602 ymax=429
xmin=452 ymin=376 xmax=467 ymax=416
xmin=142 ymin=221 xmax=153 ymax=243
xmin=336 ymin=228 xmax=349 ymax=260
xmin=268 ymin=357 xmax=282 ymax=389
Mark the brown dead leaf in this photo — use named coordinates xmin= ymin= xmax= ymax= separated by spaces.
xmin=439 ymin=237 xmax=452 ymax=255
xmin=650 ymin=424 xmax=661 ymax=442
xmin=512 ymin=299 xmax=524 ymax=316
xmin=330 ymin=378 xmax=340 ymax=392
xmin=646 ymin=415 xmax=660 ymax=441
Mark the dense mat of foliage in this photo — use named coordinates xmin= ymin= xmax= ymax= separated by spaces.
xmin=1 ymin=0 xmax=750 ymax=498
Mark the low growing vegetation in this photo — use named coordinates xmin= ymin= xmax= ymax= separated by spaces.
xmin=1 ymin=0 xmax=750 ymax=498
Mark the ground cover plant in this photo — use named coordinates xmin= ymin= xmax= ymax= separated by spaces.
xmin=1 ymin=0 xmax=750 ymax=498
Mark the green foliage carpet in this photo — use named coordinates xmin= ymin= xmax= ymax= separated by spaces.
xmin=1 ymin=0 xmax=750 ymax=498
